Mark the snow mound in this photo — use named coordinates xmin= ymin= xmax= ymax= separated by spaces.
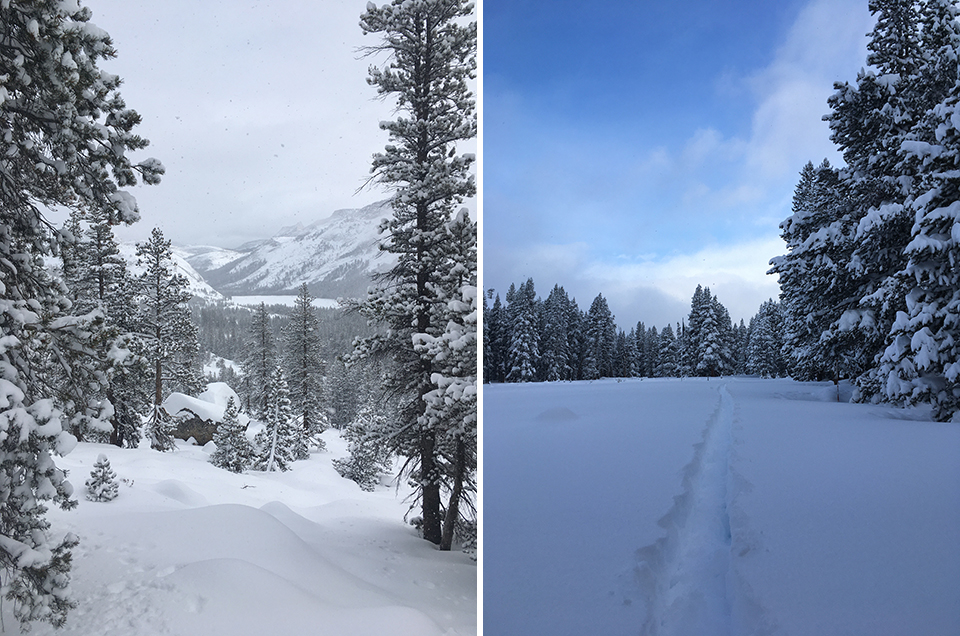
xmin=535 ymin=406 xmax=579 ymax=421
xmin=149 ymin=479 xmax=209 ymax=507
xmin=30 ymin=433 xmax=476 ymax=636
xmin=163 ymin=392 xmax=224 ymax=423
xmin=197 ymin=382 xmax=240 ymax=409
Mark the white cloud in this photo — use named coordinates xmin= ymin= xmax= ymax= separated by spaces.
xmin=744 ymin=0 xmax=873 ymax=179
xmin=484 ymin=235 xmax=785 ymax=331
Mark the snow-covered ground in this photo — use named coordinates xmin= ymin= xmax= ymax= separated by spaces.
xmin=23 ymin=432 xmax=476 ymax=636
xmin=483 ymin=377 xmax=960 ymax=636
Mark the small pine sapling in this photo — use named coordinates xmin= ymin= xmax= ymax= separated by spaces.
xmin=210 ymin=397 xmax=252 ymax=473
xmin=85 ymin=455 xmax=119 ymax=502
xmin=254 ymin=367 xmax=296 ymax=472
xmin=332 ymin=406 xmax=393 ymax=492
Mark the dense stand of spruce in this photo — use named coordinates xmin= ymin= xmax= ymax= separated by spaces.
xmin=483 ymin=280 xmax=787 ymax=383
xmin=771 ymin=0 xmax=960 ymax=421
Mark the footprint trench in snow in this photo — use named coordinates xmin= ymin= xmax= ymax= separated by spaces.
xmin=634 ymin=384 xmax=766 ymax=636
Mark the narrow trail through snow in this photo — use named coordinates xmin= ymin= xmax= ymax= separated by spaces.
xmin=637 ymin=384 xmax=739 ymax=636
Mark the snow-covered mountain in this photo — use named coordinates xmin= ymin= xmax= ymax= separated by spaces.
xmin=118 ymin=243 xmax=225 ymax=303
xmin=176 ymin=200 xmax=394 ymax=300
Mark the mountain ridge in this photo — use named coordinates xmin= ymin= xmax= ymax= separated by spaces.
xmin=170 ymin=199 xmax=394 ymax=301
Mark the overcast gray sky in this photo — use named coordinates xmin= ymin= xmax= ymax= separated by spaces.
xmin=87 ymin=0 xmax=397 ymax=249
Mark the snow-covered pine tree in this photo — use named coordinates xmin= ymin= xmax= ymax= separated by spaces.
xmin=136 ymin=228 xmax=201 ymax=451
xmin=85 ymin=454 xmax=119 ymax=502
xmin=770 ymin=160 xmax=868 ymax=381
xmin=58 ymin=207 xmax=150 ymax=446
xmin=625 ymin=328 xmax=641 ymax=377
xmin=324 ymin=357 xmax=360 ymax=430
xmin=584 ymin=293 xmax=617 ymax=379
xmin=354 ymin=0 xmax=476 ymax=546
xmin=655 ymin=324 xmax=680 ymax=377
xmin=634 ymin=321 xmax=647 ymax=377
xmin=482 ymin=292 xmax=495 ymax=383
xmin=483 ymin=291 xmax=509 ymax=383
xmin=821 ymin=0 xmax=928 ymax=390
xmin=682 ymin=285 xmax=708 ymax=374
xmin=210 ymin=397 xmax=252 ymax=473
xmin=686 ymin=288 xmax=735 ymax=377
xmin=505 ymin=279 xmax=540 ymax=383
xmin=333 ymin=401 xmax=394 ymax=491
xmin=732 ymin=319 xmax=750 ymax=376
xmin=746 ymin=300 xmax=786 ymax=378
xmin=872 ymin=4 xmax=960 ymax=420
xmin=255 ymin=367 xmax=298 ymax=472
xmin=539 ymin=285 xmax=573 ymax=382
xmin=242 ymin=302 xmax=277 ymax=421
xmin=565 ymin=298 xmax=586 ymax=381
xmin=412 ymin=209 xmax=477 ymax=550
xmin=645 ymin=325 xmax=660 ymax=378
xmin=0 ymin=0 xmax=162 ymax=626
xmin=283 ymin=284 xmax=326 ymax=451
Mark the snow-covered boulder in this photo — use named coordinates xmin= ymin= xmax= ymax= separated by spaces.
xmin=162 ymin=384 xmax=248 ymax=445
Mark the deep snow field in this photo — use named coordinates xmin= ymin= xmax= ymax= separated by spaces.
xmin=16 ymin=431 xmax=476 ymax=636
xmin=484 ymin=377 xmax=960 ymax=636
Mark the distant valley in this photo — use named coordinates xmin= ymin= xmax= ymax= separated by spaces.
xmin=160 ymin=199 xmax=395 ymax=303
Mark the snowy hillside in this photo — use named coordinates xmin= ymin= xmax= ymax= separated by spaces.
xmin=172 ymin=244 xmax=245 ymax=273
xmin=484 ymin=377 xmax=960 ymax=636
xmin=28 ymin=433 xmax=476 ymax=636
xmin=184 ymin=200 xmax=395 ymax=299
xmin=118 ymin=243 xmax=225 ymax=303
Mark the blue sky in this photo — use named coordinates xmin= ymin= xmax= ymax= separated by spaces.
xmin=482 ymin=0 xmax=874 ymax=328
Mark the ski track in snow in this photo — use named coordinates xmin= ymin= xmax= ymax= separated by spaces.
xmin=634 ymin=383 xmax=770 ymax=636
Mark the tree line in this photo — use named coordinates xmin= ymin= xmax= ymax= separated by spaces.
xmin=770 ymin=0 xmax=960 ymax=421
xmin=484 ymin=280 xmax=790 ymax=383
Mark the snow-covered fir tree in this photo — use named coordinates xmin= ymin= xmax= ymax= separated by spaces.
xmin=746 ymin=300 xmax=787 ymax=378
xmin=0 ymin=0 xmax=162 ymax=627
xmin=324 ymin=357 xmax=360 ymax=430
xmin=770 ymin=160 xmax=870 ymax=382
xmin=540 ymin=285 xmax=573 ymax=381
xmin=655 ymin=324 xmax=680 ymax=378
xmin=255 ymin=367 xmax=299 ymax=472
xmin=59 ymin=208 xmax=149 ymax=447
xmin=482 ymin=291 xmax=512 ymax=383
xmin=242 ymin=302 xmax=277 ymax=421
xmin=505 ymin=279 xmax=541 ymax=383
xmin=636 ymin=324 xmax=653 ymax=378
xmin=871 ymin=0 xmax=960 ymax=420
xmin=210 ymin=397 xmax=252 ymax=473
xmin=85 ymin=455 xmax=119 ymax=502
xmin=136 ymin=228 xmax=201 ymax=451
xmin=283 ymin=284 xmax=326 ymax=451
xmin=681 ymin=286 xmax=735 ymax=377
xmin=584 ymin=293 xmax=617 ymax=379
xmin=773 ymin=0 xmax=960 ymax=419
xmin=333 ymin=402 xmax=395 ymax=492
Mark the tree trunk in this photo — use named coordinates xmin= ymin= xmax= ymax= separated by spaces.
xmin=440 ymin=438 xmax=466 ymax=551
xmin=420 ymin=427 xmax=443 ymax=545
